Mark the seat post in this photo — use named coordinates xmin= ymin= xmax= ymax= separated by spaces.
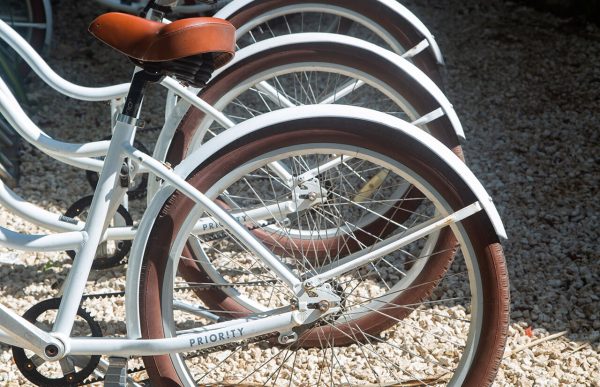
xmin=121 ymin=70 xmax=163 ymax=119
xmin=140 ymin=0 xmax=177 ymax=20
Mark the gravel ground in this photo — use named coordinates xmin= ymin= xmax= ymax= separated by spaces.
xmin=1 ymin=0 xmax=599 ymax=386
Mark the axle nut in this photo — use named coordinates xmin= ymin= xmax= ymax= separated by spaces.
xmin=318 ymin=300 xmax=330 ymax=312
xmin=44 ymin=344 xmax=59 ymax=358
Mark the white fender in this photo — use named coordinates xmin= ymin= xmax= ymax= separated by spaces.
xmin=213 ymin=33 xmax=463 ymax=138
xmin=127 ymin=105 xmax=505 ymax=337
xmin=154 ymin=33 xmax=464 ymax=202
xmin=214 ymin=0 xmax=445 ymax=65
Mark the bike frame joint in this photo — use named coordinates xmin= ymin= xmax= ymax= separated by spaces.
xmin=42 ymin=333 xmax=67 ymax=361
xmin=294 ymin=283 xmax=341 ymax=325
xmin=115 ymin=113 xmax=144 ymax=128
xmin=278 ymin=331 xmax=298 ymax=345
xmin=292 ymin=178 xmax=327 ymax=212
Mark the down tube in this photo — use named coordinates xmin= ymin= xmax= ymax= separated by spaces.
xmin=69 ymin=311 xmax=298 ymax=356
xmin=124 ymin=144 xmax=301 ymax=291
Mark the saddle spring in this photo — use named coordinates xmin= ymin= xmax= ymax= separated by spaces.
xmin=132 ymin=53 xmax=217 ymax=88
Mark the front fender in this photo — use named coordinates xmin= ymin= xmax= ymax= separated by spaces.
xmin=153 ymin=33 xmax=464 ymax=201
xmin=214 ymin=0 xmax=445 ymax=65
xmin=127 ymin=105 xmax=505 ymax=337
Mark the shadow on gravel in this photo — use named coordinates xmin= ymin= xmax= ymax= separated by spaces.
xmin=0 ymin=258 xmax=126 ymax=298
xmin=401 ymin=1 xmax=600 ymax=380
xmin=0 ymin=0 xmax=598 ymax=385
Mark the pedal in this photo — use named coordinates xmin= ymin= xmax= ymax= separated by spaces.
xmin=104 ymin=357 xmax=128 ymax=387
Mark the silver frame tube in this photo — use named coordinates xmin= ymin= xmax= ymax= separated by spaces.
xmin=306 ymin=203 xmax=483 ymax=287
xmin=0 ymin=178 xmax=84 ymax=232
xmin=0 ymin=304 xmax=58 ymax=354
xmin=69 ymin=311 xmax=297 ymax=356
xmin=0 ymin=19 xmax=129 ymax=101
xmin=123 ymin=144 xmax=302 ymax=291
xmin=51 ymin=119 xmax=135 ymax=335
xmin=0 ymin=228 xmax=84 ymax=251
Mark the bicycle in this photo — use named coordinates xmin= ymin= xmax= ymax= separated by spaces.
xmin=0 ymin=8 xmax=465 ymax=268
xmin=0 ymin=5 xmax=478 ymax=368
xmin=0 ymin=1 xmax=474 ymax=358
xmin=88 ymin=0 xmax=454 ymax=202
xmin=94 ymin=0 xmax=446 ymax=84
xmin=42 ymin=1 xmax=452 ymax=211
xmin=0 ymin=8 xmax=509 ymax=387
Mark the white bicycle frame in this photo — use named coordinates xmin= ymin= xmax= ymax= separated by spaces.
xmin=0 ymin=97 xmax=506 ymax=360
xmin=0 ymin=103 xmax=305 ymax=357
xmin=0 ymin=99 xmax=502 ymax=360
xmin=0 ymin=17 xmax=465 ymax=241
xmin=0 ymin=14 xmax=310 ymax=353
xmin=0 ymin=13 xmax=507 ymax=361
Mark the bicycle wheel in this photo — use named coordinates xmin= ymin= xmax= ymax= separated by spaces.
xmin=0 ymin=0 xmax=51 ymax=75
xmin=138 ymin=113 xmax=509 ymax=386
xmin=216 ymin=0 xmax=444 ymax=85
xmin=160 ymin=36 xmax=463 ymax=260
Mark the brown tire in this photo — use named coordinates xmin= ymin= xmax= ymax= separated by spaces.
xmin=164 ymin=39 xmax=464 ymax=262
xmin=1 ymin=0 xmax=49 ymax=76
xmin=223 ymin=0 xmax=444 ymax=86
xmin=139 ymin=115 xmax=509 ymax=386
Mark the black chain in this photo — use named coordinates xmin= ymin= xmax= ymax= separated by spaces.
xmin=79 ymin=284 xmax=280 ymax=385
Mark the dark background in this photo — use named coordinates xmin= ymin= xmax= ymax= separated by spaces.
xmin=523 ymin=0 xmax=600 ymax=23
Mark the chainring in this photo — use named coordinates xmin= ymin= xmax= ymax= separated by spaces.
xmin=11 ymin=298 xmax=102 ymax=386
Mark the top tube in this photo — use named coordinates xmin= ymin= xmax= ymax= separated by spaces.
xmin=0 ymin=19 xmax=129 ymax=101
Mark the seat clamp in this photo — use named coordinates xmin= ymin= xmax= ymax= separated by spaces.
xmin=116 ymin=113 xmax=145 ymax=128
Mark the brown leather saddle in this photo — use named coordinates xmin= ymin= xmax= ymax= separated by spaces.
xmin=89 ymin=12 xmax=236 ymax=87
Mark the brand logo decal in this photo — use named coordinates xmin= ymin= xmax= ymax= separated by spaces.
xmin=189 ymin=328 xmax=244 ymax=347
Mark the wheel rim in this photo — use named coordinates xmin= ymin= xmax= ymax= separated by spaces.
xmin=0 ymin=0 xmax=48 ymax=74
xmin=184 ymin=64 xmax=426 ymax=247
xmin=157 ymin=50 xmax=462 ymax=329
xmin=189 ymin=62 xmax=421 ymax=149
xmin=159 ymin=146 xmax=485 ymax=386
xmin=221 ymin=0 xmax=444 ymax=85
xmin=0 ymin=0 xmax=33 ymax=43
xmin=234 ymin=6 xmax=404 ymax=54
